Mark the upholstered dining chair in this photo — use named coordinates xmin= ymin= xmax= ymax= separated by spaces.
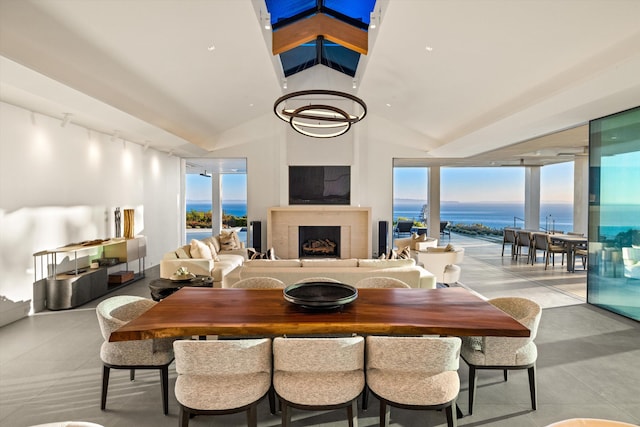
xmin=532 ymin=232 xmax=566 ymax=269
xmin=27 ymin=422 xmax=104 ymax=427
xmin=273 ymin=336 xmax=365 ymax=427
xmin=173 ymin=338 xmax=272 ymax=427
xmin=96 ymin=295 xmax=175 ymax=415
xmin=294 ymin=276 xmax=341 ymax=284
xmin=365 ymin=336 xmax=462 ymax=427
xmin=544 ymin=418 xmax=639 ymax=427
xmin=231 ymin=276 xmax=286 ymax=288
xmin=502 ymin=228 xmax=519 ymax=258
xmin=515 ymin=230 xmax=534 ymax=264
xmin=461 ymin=297 xmax=542 ymax=415
xmin=354 ymin=276 xmax=411 ymax=288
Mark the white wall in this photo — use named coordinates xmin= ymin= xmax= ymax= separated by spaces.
xmin=209 ymin=111 xmax=431 ymax=258
xmin=0 ymin=101 xmax=432 ymax=324
xmin=0 ymin=102 xmax=181 ymax=323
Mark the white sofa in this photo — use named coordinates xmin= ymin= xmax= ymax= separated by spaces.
xmin=232 ymin=258 xmax=437 ymax=289
xmin=622 ymin=247 xmax=640 ymax=279
xmin=393 ymin=233 xmax=438 ymax=251
xmin=160 ymin=234 xmax=249 ymax=287
xmin=413 ymin=246 xmax=465 ymax=285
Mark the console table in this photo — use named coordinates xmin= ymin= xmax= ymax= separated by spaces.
xmin=33 ymin=236 xmax=146 ymax=310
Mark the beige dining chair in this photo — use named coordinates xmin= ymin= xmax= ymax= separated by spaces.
xmin=502 ymin=228 xmax=518 ymax=258
xmin=461 ymin=297 xmax=542 ymax=415
xmin=273 ymin=336 xmax=365 ymax=427
xmin=354 ymin=276 xmax=411 ymax=288
xmin=545 ymin=419 xmax=639 ymax=427
xmin=231 ymin=276 xmax=286 ymax=288
xmin=532 ymin=232 xmax=566 ymax=270
xmin=366 ymin=336 xmax=462 ymax=427
xmin=173 ymin=338 xmax=273 ymax=427
xmin=294 ymin=277 xmax=342 ymax=284
xmin=96 ymin=295 xmax=175 ymax=415
xmin=515 ymin=230 xmax=534 ymax=264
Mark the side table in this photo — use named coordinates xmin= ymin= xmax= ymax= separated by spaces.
xmin=149 ymin=276 xmax=214 ymax=301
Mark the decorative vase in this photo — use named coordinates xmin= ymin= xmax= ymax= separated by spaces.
xmin=124 ymin=209 xmax=135 ymax=239
xmin=114 ymin=207 xmax=121 ymax=238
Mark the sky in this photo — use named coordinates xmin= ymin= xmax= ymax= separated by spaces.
xmin=395 ymin=162 xmax=574 ymax=203
xmin=187 ymin=162 xmax=575 ymax=204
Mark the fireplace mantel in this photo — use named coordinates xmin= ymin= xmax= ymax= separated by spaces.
xmin=267 ymin=206 xmax=372 ymax=259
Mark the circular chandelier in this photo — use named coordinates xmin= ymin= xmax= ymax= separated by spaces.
xmin=273 ymin=89 xmax=367 ymax=138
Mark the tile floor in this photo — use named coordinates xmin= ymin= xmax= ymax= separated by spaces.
xmin=1 ymin=234 xmax=639 ymax=427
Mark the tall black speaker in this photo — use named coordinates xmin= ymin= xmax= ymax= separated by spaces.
xmin=251 ymin=221 xmax=262 ymax=253
xmin=378 ymin=220 xmax=389 ymax=257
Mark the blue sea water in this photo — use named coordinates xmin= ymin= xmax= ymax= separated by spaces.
xmin=187 ymin=201 xmax=575 ymax=232
xmin=394 ymin=201 xmax=574 ymax=232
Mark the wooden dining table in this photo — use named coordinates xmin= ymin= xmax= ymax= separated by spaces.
xmin=550 ymin=234 xmax=588 ymax=272
xmin=109 ymin=287 xmax=530 ymax=342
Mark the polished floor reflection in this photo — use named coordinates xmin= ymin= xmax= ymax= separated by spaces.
xmin=1 ymin=234 xmax=638 ymax=427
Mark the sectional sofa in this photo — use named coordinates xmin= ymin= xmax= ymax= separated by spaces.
xmin=232 ymin=258 xmax=437 ymax=289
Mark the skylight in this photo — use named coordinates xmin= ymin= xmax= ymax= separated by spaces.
xmin=265 ymin=0 xmax=376 ymax=77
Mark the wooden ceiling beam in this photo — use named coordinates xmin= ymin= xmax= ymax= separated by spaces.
xmin=272 ymin=13 xmax=368 ymax=56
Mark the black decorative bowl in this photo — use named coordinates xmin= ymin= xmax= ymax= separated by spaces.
xmin=283 ymin=281 xmax=358 ymax=310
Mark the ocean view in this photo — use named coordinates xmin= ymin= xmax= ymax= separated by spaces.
xmin=187 ymin=200 xmax=575 ymax=233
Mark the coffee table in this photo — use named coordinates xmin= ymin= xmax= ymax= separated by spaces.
xmin=148 ymin=275 xmax=214 ymax=301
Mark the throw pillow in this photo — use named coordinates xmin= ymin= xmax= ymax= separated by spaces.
xmin=219 ymin=229 xmax=241 ymax=250
xmin=219 ymin=232 xmax=239 ymax=251
xmin=387 ymin=248 xmax=398 ymax=260
xmin=266 ymin=247 xmax=276 ymax=260
xmin=205 ymin=240 xmax=220 ymax=261
xmin=175 ymin=246 xmax=191 ymax=259
xmin=444 ymin=243 xmax=455 ymax=252
xmin=190 ymin=239 xmax=213 ymax=259
xmin=378 ymin=252 xmax=387 ymax=259
xmin=398 ymin=245 xmax=411 ymax=259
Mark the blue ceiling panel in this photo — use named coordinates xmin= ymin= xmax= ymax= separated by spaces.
xmin=265 ymin=0 xmax=376 ymax=77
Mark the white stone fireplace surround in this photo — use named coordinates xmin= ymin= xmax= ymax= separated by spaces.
xmin=267 ymin=206 xmax=372 ymax=259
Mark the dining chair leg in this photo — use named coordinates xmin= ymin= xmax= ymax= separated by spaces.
xmin=268 ymin=386 xmax=276 ymax=414
xmin=528 ymin=365 xmax=537 ymax=410
xmin=347 ymin=399 xmax=357 ymax=427
xmin=362 ymin=384 xmax=369 ymax=410
xmin=160 ymin=365 xmax=169 ymax=415
xmin=379 ymin=399 xmax=390 ymax=427
xmin=101 ymin=365 xmax=110 ymax=410
xmin=281 ymin=401 xmax=292 ymax=427
xmin=247 ymin=403 xmax=258 ymax=427
xmin=468 ymin=365 xmax=477 ymax=415
xmin=445 ymin=401 xmax=457 ymax=427
xmin=179 ymin=405 xmax=189 ymax=427
xmin=503 ymin=369 xmax=508 ymax=381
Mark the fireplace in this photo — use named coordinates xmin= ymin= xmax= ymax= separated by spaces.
xmin=299 ymin=226 xmax=341 ymax=258
xmin=267 ymin=206 xmax=371 ymax=259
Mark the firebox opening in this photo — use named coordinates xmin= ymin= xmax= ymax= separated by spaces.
xmin=299 ymin=226 xmax=340 ymax=258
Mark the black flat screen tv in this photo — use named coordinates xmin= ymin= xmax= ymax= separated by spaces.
xmin=289 ymin=166 xmax=351 ymax=205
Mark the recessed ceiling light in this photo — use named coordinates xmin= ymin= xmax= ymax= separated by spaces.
xmin=386 ymin=103 xmax=392 ymax=107
xmin=425 ymin=45 xmax=434 ymax=52
xmin=207 ymin=44 xmax=216 ymax=51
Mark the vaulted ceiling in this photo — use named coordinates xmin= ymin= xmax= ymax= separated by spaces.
xmin=1 ymin=0 xmax=639 ymax=168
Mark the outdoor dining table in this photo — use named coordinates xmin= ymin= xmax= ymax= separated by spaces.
xmin=550 ymin=234 xmax=588 ymax=272
xmin=109 ymin=287 xmax=530 ymax=342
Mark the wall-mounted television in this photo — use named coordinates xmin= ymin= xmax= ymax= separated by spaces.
xmin=289 ymin=166 xmax=351 ymax=205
